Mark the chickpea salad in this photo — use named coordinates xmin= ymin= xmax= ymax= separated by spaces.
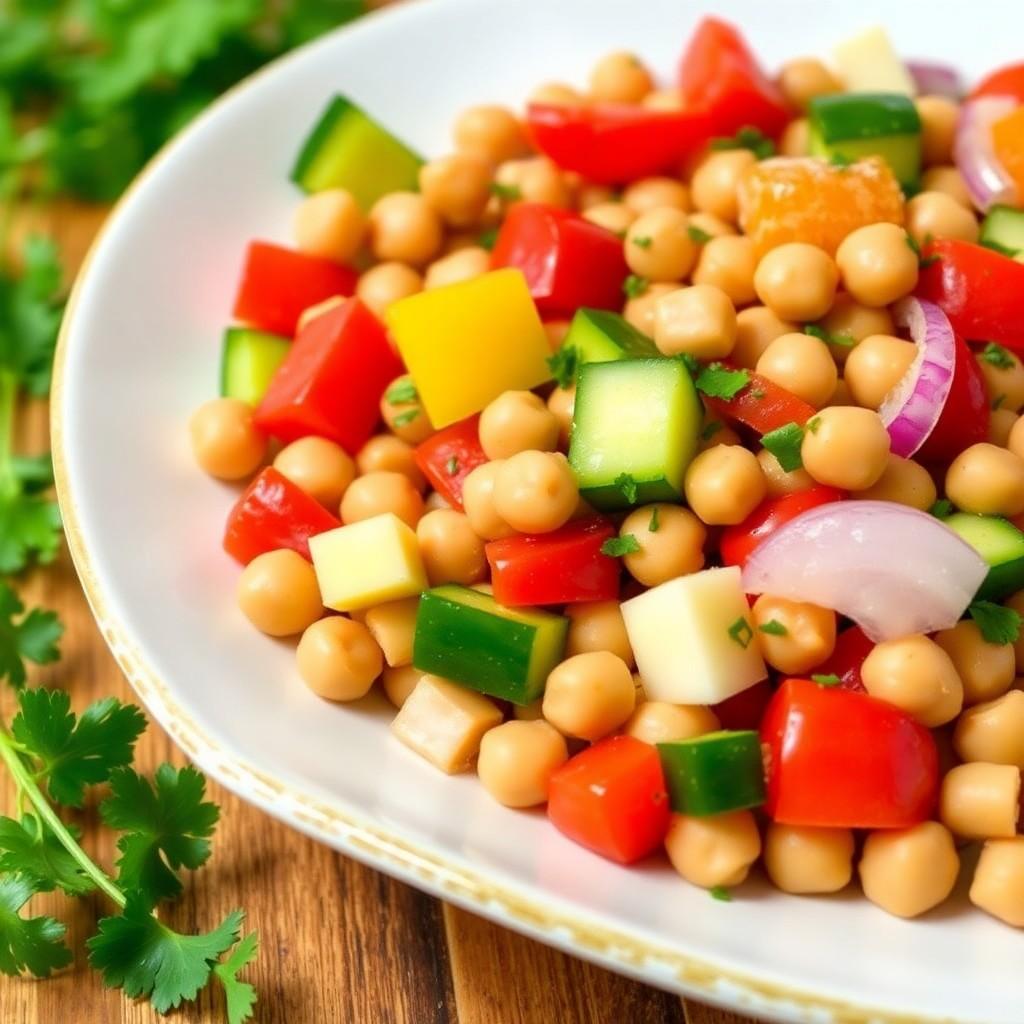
xmin=189 ymin=19 xmax=1024 ymax=924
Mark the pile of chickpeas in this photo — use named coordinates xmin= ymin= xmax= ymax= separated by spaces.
xmin=188 ymin=46 xmax=1024 ymax=928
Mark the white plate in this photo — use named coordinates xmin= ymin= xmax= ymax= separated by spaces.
xmin=55 ymin=1 xmax=1024 ymax=1020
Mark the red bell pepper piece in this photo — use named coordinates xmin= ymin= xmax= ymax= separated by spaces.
xmin=720 ymin=486 xmax=844 ymax=567
xmin=971 ymin=62 xmax=1024 ymax=105
xmin=916 ymin=334 xmax=988 ymax=464
xmin=678 ymin=17 xmax=791 ymax=141
xmin=526 ymin=103 xmax=710 ymax=186
xmin=811 ymin=625 xmax=873 ymax=693
xmin=761 ymin=678 xmax=939 ymax=829
xmin=232 ymin=240 xmax=357 ymax=336
xmin=255 ymin=298 xmax=403 ymax=453
xmin=413 ymin=414 xmax=488 ymax=511
xmin=917 ymin=239 xmax=1024 ymax=352
xmin=547 ymin=735 xmax=670 ymax=864
xmin=490 ymin=203 xmax=628 ymax=316
xmin=485 ymin=518 xmax=619 ymax=607
xmin=223 ymin=467 xmax=340 ymax=564
xmin=703 ymin=369 xmax=817 ymax=436
xmin=713 ymin=680 xmax=773 ymax=731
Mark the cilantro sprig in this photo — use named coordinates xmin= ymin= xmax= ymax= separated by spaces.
xmin=969 ymin=601 xmax=1022 ymax=646
xmin=710 ymin=126 xmax=775 ymax=160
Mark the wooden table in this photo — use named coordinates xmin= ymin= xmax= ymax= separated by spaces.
xmin=0 ymin=203 xmax=755 ymax=1024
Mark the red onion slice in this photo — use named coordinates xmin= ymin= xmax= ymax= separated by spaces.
xmin=954 ymin=96 xmax=1020 ymax=212
xmin=906 ymin=60 xmax=963 ymax=99
xmin=742 ymin=501 xmax=987 ymax=642
xmin=878 ymin=297 xmax=956 ymax=458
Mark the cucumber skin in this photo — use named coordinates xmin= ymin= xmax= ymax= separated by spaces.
xmin=981 ymin=205 xmax=1024 ymax=257
xmin=944 ymin=512 xmax=1024 ymax=601
xmin=564 ymin=308 xmax=659 ymax=365
xmin=219 ymin=327 xmax=290 ymax=406
xmin=809 ymin=92 xmax=920 ymax=143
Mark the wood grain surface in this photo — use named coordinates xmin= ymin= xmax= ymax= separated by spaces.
xmin=0 ymin=203 xmax=757 ymax=1024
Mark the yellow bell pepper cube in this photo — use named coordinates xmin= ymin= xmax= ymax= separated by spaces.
xmin=309 ymin=513 xmax=426 ymax=611
xmin=386 ymin=268 xmax=552 ymax=427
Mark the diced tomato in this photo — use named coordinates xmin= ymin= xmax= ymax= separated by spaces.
xmin=713 ymin=680 xmax=773 ymax=731
xmin=916 ymin=333 xmax=989 ymax=463
xmin=678 ymin=17 xmax=791 ymax=141
xmin=486 ymin=518 xmax=619 ymax=607
xmin=720 ymin=486 xmax=844 ymax=567
xmin=232 ymin=241 xmax=357 ymax=337
xmin=761 ymin=678 xmax=939 ymax=829
xmin=413 ymin=415 xmax=488 ymax=511
xmin=490 ymin=203 xmax=628 ymax=316
xmin=811 ymin=625 xmax=873 ymax=693
xmin=970 ymin=62 xmax=1024 ymax=105
xmin=223 ymin=467 xmax=340 ymax=564
xmin=255 ymin=298 xmax=403 ymax=453
xmin=703 ymin=369 xmax=817 ymax=436
xmin=547 ymin=736 xmax=670 ymax=864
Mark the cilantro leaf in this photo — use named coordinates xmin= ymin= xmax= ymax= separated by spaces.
xmin=600 ymin=534 xmax=641 ymax=557
xmin=811 ymin=673 xmax=842 ymax=687
xmin=968 ymin=601 xmax=1022 ymax=646
xmin=687 ymin=224 xmax=712 ymax=244
xmin=214 ymin=930 xmax=259 ymax=1024
xmin=758 ymin=619 xmax=788 ymax=636
xmin=695 ymin=364 xmax=750 ymax=400
xmin=87 ymin=896 xmax=242 ymax=1014
xmin=385 ymin=379 xmax=417 ymax=404
xmin=490 ymin=181 xmax=521 ymax=200
xmin=11 ymin=688 xmax=147 ymax=807
xmin=623 ymin=274 xmax=649 ymax=299
xmin=929 ymin=498 xmax=954 ymax=519
xmin=710 ymin=126 xmax=774 ymax=160
xmin=0 ymin=815 xmax=94 ymax=896
xmin=648 ymin=506 xmax=660 ymax=533
xmin=905 ymin=232 xmax=922 ymax=257
xmin=613 ymin=472 xmax=638 ymax=505
xmin=0 ymin=492 xmax=62 ymax=573
xmin=477 ymin=226 xmax=499 ymax=251
xmin=700 ymin=419 xmax=723 ymax=441
xmin=391 ymin=408 xmax=420 ymax=427
xmin=761 ymin=421 xmax=805 ymax=473
xmin=709 ymin=885 xmax=732 ymax=902
xmin=11 ymin=452 xmax=54 ymax=494
xmin=547 ymin=345 xmax=578 ymax=389
xmin=0 ymin=873 xmax=71 ymax=978
xmin=804 ymin=323 xmax=854 ymax=348
xmin=727 ymin=617 xmax=754 ymax=649
xmin=0 ymin=582 xmax=62 ymax=688
xmin=101 ymin=764 xmax=219 ymax=905
xmin=631 ymin=235 xmax=653 ymax=249
xmin=982 ymin=342 xmax=1015 ymax=370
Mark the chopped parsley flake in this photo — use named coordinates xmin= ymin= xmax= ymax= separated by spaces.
xmin=385 ymin=379 xmax=418 ymax=405
xmin=709 ymin=885 xmax=733 ymax=902
xmin=727 ymin=617 xmax=754 ymax=649
xmin=445 ymin=456 xmax=459 ymax=476
xmin=982 ymin=343 xmax=1015 ymax=370
xmin=490 ymin=181 xmax=522 ymax=200
xmin=710 ymin=126 xmax=775 ymax=160
xmin=804 ymin=323 xmax=853 ymax=348
xmin=601 ymin=534 xmax=641 ymax=557
xmin=700 ymin=420 xmax=723 ymax=441
xmin=758 ymin=619 xmax=788 ymax=636
xmin=806 ymin=416 xmax=822 ymax=434
xmin=547 ymin=345 xmax=578 ymax=389
xmin=969 ymin=601 xmax=1023 ymax=646
xmin=761 ymin=421 xmax=805 ymax=472
xmin=829 ymin=152 xmax=853 ymax=169
xmin=993 ymin=394 xmax=1007 ymax=411
xmin=631 ymin=235 xmax=653 ymax=249
xmin=695 ymin=364 xmax=750 ymax=400
xmin=623 ymin=274 xmax=650 ymax=299
xmin=391 ymin=408 xmax=420 ymax=427
xmin=478 ymin=226 xmax=499 ymax=251
xmin=929 ymin=498 xmax=954 ymax=519
xmin=687 ymin=224 xmax=712 ymax=244
xmin=648 ymin=506 xmax=660 ymax=533
xmin=811 ymin=673 xmax=842 ymax=687
xmin=614 ymin=473 xmax=638 ymax=505
xmin=905 ymin=232 xmax=922 ymax=257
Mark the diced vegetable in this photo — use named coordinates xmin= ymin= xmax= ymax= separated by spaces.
xmin=485 ymin=518 xmax=619 ymax=607
xmin=387 ymin=268 xmax=551 ymax=428
xmin=568 ymin=358 xmax=700 ymax=510
xmin=223 ymin=466 xmax=340 ymax=564
xmin=906 ymin=60 xmax=962 ymax=99
xmin=809 ymin=625 xmax=873 ymax=693
xmin=701 ymin=367 xmax=816 ymax=435
xmin=219 ymin=327 xmax=290 ymax=406
xmin=992 ymin=108 xmax=1024 ymax=206
xmin=971 ymin=61 xmax=1024 ymax=106
xmin=290 ymin=94 xmax=423 ymax=208
xmin=232 ymin=240 xmax=356 ymax=337
xmin=657 ymin=731 xmax=765 ymax=816
xmin=412 ymin=585 xmax=568 ymax=704
xmin=255 ymin=297 xmax=403 ymax=452
xmin=621 ymin=566 xmax=767 ymax=704
xmin=761 ymin=678 xmax=939 ymax=828
xmin=547 ymin=735 xmax=670 ymax=864
xmin=309 ymin=513 xmax=427 ymax=611
xmin=832 ymin=26 xmax=916 ymax=95
xmin=391 ymin=675 xmax=502 ymax=774
xmin=944 ymin=513 xmax=1024 ymax=601
xmin=954 ymin=97 xmax=1020 ymax=212
xmin=413 ymin=414 xmax=488 ymax=511
xmin=981 ymin=204 xmax=1024 ymax=258
xmin=560 ymin=308 xmax=659 ymax=369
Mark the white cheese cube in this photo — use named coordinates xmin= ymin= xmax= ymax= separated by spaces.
xmin=620 ymin=567 xmax=767 ymax=705
xmin=833 ymin=26 xmax=916 ymax=95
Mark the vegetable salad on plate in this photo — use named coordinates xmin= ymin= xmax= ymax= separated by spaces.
xmin=188 ymin=17 xmax=1024 ymax=926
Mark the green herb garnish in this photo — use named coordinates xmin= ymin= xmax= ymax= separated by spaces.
xmin=969 ymin=601 xmax=1023 ymax=646
xmin=805 ymin=323 xmax=854 ymax=348
xmin=623 ymin=274 xmax=650 ymax=299
xmin=391 ymin=408 xmax=420 ymax=427
xmin=477 ymin=226 xmax=499 ymax=251
xmin=547 ymin=345 xmax=578 ymax=389
xmin=631 ymin=235 xmax=653 ymax=249
xmin=806 ymin=416 xmax=822 ymax=434
xmin=700 ymin=420 xmax=723 ymax=441
xmin=993 ymin=394 xmax=1007 ymax=411
xmin=709 ymin=885 xmax=733 ymax=902
xmin=982 ymin=342 xmax=1015 ymax=370
xmin=490 ymin=181 xmax=522 ymax=200
xmin=928 ymin=498 xmax=954 ymax=519
xmin=811 ymin=673 xmax=842 ymax=687
xmin=601 ymin=534 xmax=641 ymax=557
xmin=727 ymin=617 xmax=754 ymax=649
xmin=648 ymin=506 xmax=660 ymax=533
xmin=385 ymin=379 xmax=418 ymax=404
xmin=445 ymin=456 xmax=459 ymax=476
xmin=695 ymin=364 xmax=750 ymax=400
xmin=687 ymin=225 xmax=712 ymax=244
xmin=758 ymin=620 xmax=788 ymax=637
xmin=761 ymin=421 xmax=805 ymax=472
xmin=710 ymin=126 xmax=774 ymax=160
xmin=614 ymin=473 xmax=638 ymax=505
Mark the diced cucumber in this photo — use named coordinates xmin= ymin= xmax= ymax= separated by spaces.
xmin=657 ymin=731 xmax=766 ymax=816
xmin=981 ymin=205 xmax=1024 ymax=258
xmin=290 ymin=94 xmax=423 ymax=209
xmin=809 ymin=93 xmax=921 ymax=189
xmin=944 ymin=513 xmax=1024 ymax=601
xmin=219 ymin=327 xmax=290 ymax=406
xmin=562 ymin=308 xmax=659 ymax=366
xmin=568 ymin=358 xmax=700 ymax=510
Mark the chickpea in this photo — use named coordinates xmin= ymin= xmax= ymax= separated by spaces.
xmin=363 ymin=597 xmax=418 ymax=668
xmin=624 ymin=207 xmax=697 ymax=281
xmin=588 ymin=51 xmax=653 ymax=104
xmin=990 ymin=408 xmax=1019 ymax=448
xmin=940 ymin=763 xmax=1021 ymax=839
xmin=843 ymin=334 xmax=916 ymax=410
xmin=622 ymin=177 xmax=690 ymax=215
xmin=419 ymin=153 xmax=492 ymax=228
xmin=495 ymin=156 xmax=572 ymax=209
xmin=859 ymin=822 xmax=960 ymax=918
xmin=764 ymin=824 xmax=854 ymax=894
xmin=356 ymin=262 xmax=423 ymax=318
xmin=297 ymin=616 xmax=383 ymax=701
xmin=297 ymin=295 xmax=346 ymax=334
xmin=424 ymin=247 xmax=491 ymax=291
xmin=583 ymin=202 xmax=636 ymax=235
xmin=653 ymin=284 xmax=737 ymax=359
xmin=461 ymin=461 xmax=514 ymax=540
xmin=547 ymin=385 xmax=575 ymax=449
xmin=915 ymin=95 xmax=960 ymax=167
xmin=936 ymin=620 xmax=1015 ymax=706
xmin=292 ymin=189 xmax=366 ymax=262
xmin=542 ymin=651 xmax=635 ymax=740
xmin=477 ymin=720 xmax=568 ymax=808
xmin=664 ymin=811 xmax=761 ymax=889
xmin=690 ymin=234 xmax=757 ymax=307
xmin=979 ymin=346 xmax=1024 ymax=415
xmin=368 ymin=192 xmax=443 ymax=267
xmin=756 ymin=332 xmax=838 ymax=408
xmin=623 ymin=281 xmax=677 ymax=335
xmin=576 ymin=183 xmax=616 ymax=210
xmin=378 ymin=374 xmax=433 ymax=444
xmin=565 ymin=601 xmax=634 ymax=666
xmin=189 ymin=398 xmax=265 ymax=480
xmin=452 ymin=104 xmax=528 ymax=163
xmin=356 ymin=434 xmax=426 ymax=491
xmin=754 ymin=243 xmax=838 ymax=322
xmin=479 ymin=390 xmax=560 ymax=460
xmin=416 ymin=508 xmax=487 ymax=585
xmin=691 ymin=150 xmax=757 ymax=224
xmin=953 ymin=690 xmax=1024 ymax=767
xmin=688 ymin=212 xmax=736 ymax=240
xmin=752 ymin=595 xmax=836 ymax=675
xmin=493 ymin=451 xmax=577 ymax=534
xmin=618 ymin=504 xmax=706 ymax=586
xmin=732 ymin=305 xmax=797 ymax=368
xmin=946 ymin=443 xmax=1024 ymax=517
xmin=236 ymin=549 xmax=322 ymax=637
xmin=861 ymin=634 xmax=963 ymax=726
xmin=340 ymin=470 xmax=424 ymax=528
xmin=699 ymin=422 xmax=742 ymax=451
xmin=970 ymin=837 xmax=1024 ymax=927
xmin=921 ymin=165 xmax=973 ymax=208
xmin=684 ymin=445 xmax=767 ymax=526
xmin=819 ymin=293 xmax=895 ymax=363
xmin=528 ymin=81 xmax=586 ymax=107
xmin=778 ymin=117 xmax=809 ymax=157
xmin=381 ymin=664 xmax=422 ymax=709
xmin=858 ymin=455 xmax=937 ymax=511
xmin=777 ymin=58 xmax=841 ymax=110
xmin=756 ymin=448 xmax=814 ymax=497
xmin=835 ymin=223 xmax=919 ymax=307
xmin=274 ymin=436 xmax=356 ymax=508
xmin=906 ymin=190 xmax=979 ymax=246
xmin=801 ymin=406 xmax=891 ymax=491
xmin=623 ymin=702 xmax=719 ymax=746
